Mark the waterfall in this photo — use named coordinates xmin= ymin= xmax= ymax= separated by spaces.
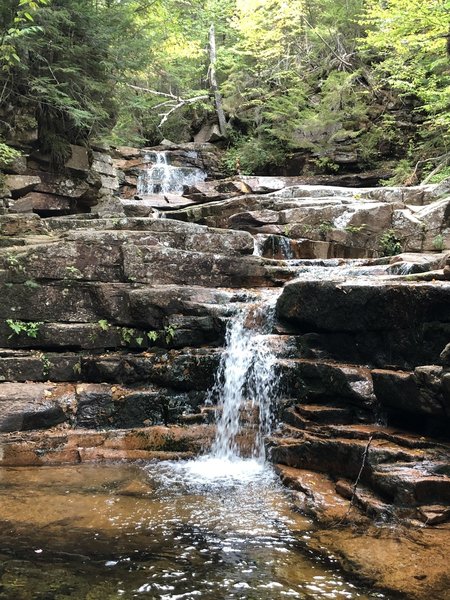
xmin=137 ymin=151 xmax=207 ymax=195
xmin=209 ymin=296 xmax=278 ymax=461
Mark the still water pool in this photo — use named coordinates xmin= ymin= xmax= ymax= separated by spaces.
xmin=0 ymin=459 xmax=388 ymax=600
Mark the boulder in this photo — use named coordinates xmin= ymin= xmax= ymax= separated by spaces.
xmin=440 ymin=343 xmax=450 ymax=366
xmin=0 ymin=382 xmax=67 ymax=432
xmin=112 ymin=146 xmax=142 ymax=159
xmin=372 ymin=367 xmax=448 ymax=418
xmin=194 ymin=123 xmax=223 ymax=143
xmin=91 ymin=151 xmax=117 ymax=177
xmin=277 ymin=280 xmax=450 ymax=333
xmin=5 ymin=175 xmax=41 ymax=198
xmin=64 ymin=144 xmax=90 ymax=172
xmin=12 ymin=192 xmax=76 ymax=215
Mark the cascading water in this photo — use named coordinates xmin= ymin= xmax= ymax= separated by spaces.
xmin=209 ymin=295 xmax=278 ymax=462
xmin=137 ymin=151 xmax=206 ymax=195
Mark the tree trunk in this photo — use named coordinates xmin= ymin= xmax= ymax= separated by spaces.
xmin=208 ymin=24 xmax=227 ymax=138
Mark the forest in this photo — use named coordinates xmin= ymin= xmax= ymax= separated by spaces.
xmin=1 ymin=0 xmax=449 ymax=181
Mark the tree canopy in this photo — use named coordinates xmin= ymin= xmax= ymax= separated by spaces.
xmin=1 ymin=0 xmax=449 ymax=179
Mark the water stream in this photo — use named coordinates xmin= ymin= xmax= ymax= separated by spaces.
xmin=0 ymin=464 xmax=388 ymax=600
xmin=137 ymin=151 xmax=206 ymax=195
xmin=209 ymin=295 xmax=278 ymax=462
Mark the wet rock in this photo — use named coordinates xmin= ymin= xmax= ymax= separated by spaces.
xmin=75 ymin=383 xmax=114 ymax=428
xmin=0 ymin=383 xmax=68 ymax=432
xmin=277 ymin=359 xmax=377 ymax=410
xmin=417 ymin=505 xmax=450 ymax=525
xmin=276 ymin=282 xmax=450 ymax=369
xmin=0 ymin=425 xmax=215 ymax=466
xmin=372 ymin=367 xmax=448 ymax=418
xmin=277 ymin=280 xmax=450 ymax=365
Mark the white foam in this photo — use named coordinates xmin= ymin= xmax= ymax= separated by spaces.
xmin=173 ymin=456 xmax=268 ymax=484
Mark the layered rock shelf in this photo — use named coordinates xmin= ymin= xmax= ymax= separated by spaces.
xmin=1 ymin=144 xmax=450 ymax=599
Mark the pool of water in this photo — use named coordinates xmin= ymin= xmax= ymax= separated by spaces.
xmin=0 ymin=459 xmax=388 ymax=599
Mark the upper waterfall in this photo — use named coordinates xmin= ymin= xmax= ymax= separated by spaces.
xmin=137 ymin=150 xmax=207 ymax=195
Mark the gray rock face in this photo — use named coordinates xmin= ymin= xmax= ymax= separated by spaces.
xmin=5 ymin=175 xmax=41 ymax=198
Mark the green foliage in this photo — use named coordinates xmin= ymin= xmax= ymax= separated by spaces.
xmin=432 ymin=234 xmax=445 ymax=252
xmin=73 ymin=360 xmax=82 ymax=374
xmin=164 ymin=324 xmax=177 ymax=344
xmin=360 ymin=0 xmax=450 ymax=153
xmin=426 ymin=166 xmax=450 ymax=184
xmin=313 ymin=157 xmax=339 ymax=174
xmin=0 ymin=0 xmax=48 ymax=69
xmin=65 ymin=265 xmax=82 ymax=278
xmin=0 ymin=141 xmax=21 ymax=165
xmin=6 ymin=252 xmax=25 ymax=273
xmin=345 ymin=224 xmax=367 ymax=234
xmin=1 ymin=0 xmax=447 ymax=173
xmin=24 ymin=279 xmax=39 ymax=288
xmin=318 ymin=221 xmax=334 ymax=239
xmin=6 ymin=319 xmax=42 ymax=338
xmin=379 ymin=230 xmax=402 ymax=256
xmin=97 ymin=319 xmax=110 ymax=331
xmin=119 ymin=327 xmax=135 ymax=345
xmin=384 ymin=159 xmax=415 ymax=187
xmin=223 ymin=135 xmax=286 ymax=175
xmin=38 ymin=352 xmax=52 ymax=377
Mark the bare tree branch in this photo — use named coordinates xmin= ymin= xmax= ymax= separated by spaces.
xmin=125 ymin=82 xmax=209 ymax=127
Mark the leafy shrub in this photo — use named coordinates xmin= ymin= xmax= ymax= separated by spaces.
xmin=379 ymin=230 xmax=402 ymax=256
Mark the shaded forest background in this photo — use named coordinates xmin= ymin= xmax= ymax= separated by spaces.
xmin=0 ymin=0 xmax=449 ymax=182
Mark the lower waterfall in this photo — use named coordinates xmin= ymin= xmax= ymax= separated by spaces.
xmin=209 ymin=298 xmax=278 ymax=461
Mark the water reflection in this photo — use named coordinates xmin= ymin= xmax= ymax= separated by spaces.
xmin=0 ymin=462 xmax=388 ymax=599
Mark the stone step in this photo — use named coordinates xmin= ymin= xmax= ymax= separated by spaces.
xmin=334 ymin=478 xmax=394 ymax=520
xmin=276 ymin=358 xmax=377 ymax=410
xmin=417 ymin=505 xmax=450 ymax=525
xmin=0 ymin=349 xmax=220 ymax=389
xmin=0 ymin=378 xmax=211 ymax=434
xmin=371 ymin=463 xmax=450 ymax=507
xmin=0 ymin=424 xmax=215 ymax=467
xmin=295 ymin=403 xmax=357 ymax=424
xmin=269 ymin=427 xmax=435 ymax=482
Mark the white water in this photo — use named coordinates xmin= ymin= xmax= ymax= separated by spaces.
xmin=207 ymin=296 xmax=279 ymax=464
xmin=137 ymin=151 xmax=206 ymax=195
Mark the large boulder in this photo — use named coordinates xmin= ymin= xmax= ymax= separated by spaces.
xmin=5 ymin=175 xmax=41 ymax=198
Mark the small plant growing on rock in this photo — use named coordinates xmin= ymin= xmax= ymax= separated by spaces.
xmin=73 ymin=360 xmax=82 ymax=375
xmin=119 ymin=327 xmax=136 ymax=345
xmin=6 ymin=319 xmax=42 ymax=338
xmin=432 ymin=234 xmax=444 ymax=252
xmin=97 ymin=319 xmax=110 ymax=331
xmin=64 ymin=265 xmax=82 ymax=278
xmin=345 ymin=224 xmax=367 ymax=234
xmin=164 ymin=324 xmax=177 ymax=344
xmin=24 ymin=279 xmax=40 ymax=289
xmin=379 ymin=230 xmax=402 ymax=256
xmin=147 ymin=330 xmax=159 ymax=342
xmin=37 ymin=352 xmax=52 ymax=377
xmin=318 ymin=221 xmax=333 ymax=239
xmin=6 ymin=253 xmax=25 ymax=274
